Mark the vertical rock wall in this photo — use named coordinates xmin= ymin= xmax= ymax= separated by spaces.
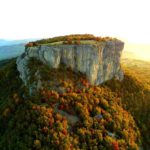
xmin=16 ymin=40 xmax=124 ymax=86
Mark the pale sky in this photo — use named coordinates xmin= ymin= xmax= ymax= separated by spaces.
xmin=0 ymin=0 xmax=150 ymax=45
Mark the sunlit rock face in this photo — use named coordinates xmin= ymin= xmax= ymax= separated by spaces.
xmin=16 ymin=40 xmax=124 ymax=86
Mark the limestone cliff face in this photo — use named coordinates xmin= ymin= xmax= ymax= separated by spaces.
xmin=16 ymin=40 xmax=124 ymax=86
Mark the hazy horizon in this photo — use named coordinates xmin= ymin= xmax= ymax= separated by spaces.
xmin=0 ymin=0 xmax=150 ymax=43
xmin=0 ymin=35 xmax=150 ymax=62
xmin=0 ymin=0 xmax=150 ymax=61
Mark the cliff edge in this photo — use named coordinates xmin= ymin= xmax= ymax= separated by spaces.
xmin=16 ymin=35 xmax=124 ymax=87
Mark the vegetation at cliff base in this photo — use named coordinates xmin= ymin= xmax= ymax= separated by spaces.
xmin=103 ymin=59 xmax=150 ymax=150
xmin=0 ymin=58 xmax=142 ymax=150
xmin=0 ymin=59 xmax=14 ymax=68
xmin=0 ymin=59 xmax=22 ymax=109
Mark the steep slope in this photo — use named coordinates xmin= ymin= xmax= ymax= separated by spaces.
xmin=1 ymin=35 xmax=150 ymax=149
xmin=17 ymin=34 xmax=124 ymax=89
xmin=0 ymin=58 xmax=141 ymax=150
xmin=0 ymin=59 xmax=22 ymax=108
xmin=0 ymin=59 xmax=14 ymax=68
xmin=104 ymin=58 xmax=150 ymax=150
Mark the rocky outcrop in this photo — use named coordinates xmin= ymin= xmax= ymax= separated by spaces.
xmin=16 ymin=40 xmax=124 ymax=86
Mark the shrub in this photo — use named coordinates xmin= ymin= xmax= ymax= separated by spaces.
xmin=25 ymin=34 xmax=115 ymax=47
xmin=74 ymin=38 xmax=81 ymax=45
xmin=25 ymin=42 xmax=33 ymax=48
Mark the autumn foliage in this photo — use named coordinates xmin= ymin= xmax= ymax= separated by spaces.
xmin=0 ymin=58 xmax=142 ymax=150
xmin=25 ymin=34 xmax=115 ymax=47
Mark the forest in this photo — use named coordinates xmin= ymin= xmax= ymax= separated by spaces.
xmin=0 ymin=57 xmax=150 ymax=150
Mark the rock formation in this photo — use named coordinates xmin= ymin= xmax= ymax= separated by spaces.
xmin=16 ymin=40 xmax=124 ymax=87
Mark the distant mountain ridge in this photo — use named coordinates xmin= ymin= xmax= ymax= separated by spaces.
xmin=0 ymin=39 xmax=38 ymax=47
xmin=0 ymin=39 xmax=39 ymax=60
xmin=0 ymin=44 xmax=25 ymax=60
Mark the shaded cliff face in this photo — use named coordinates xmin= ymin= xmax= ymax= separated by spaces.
xmin=16 ymin=40 xmax=124 ymax=87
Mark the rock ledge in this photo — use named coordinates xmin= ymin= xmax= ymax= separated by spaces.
xmin=16 ymin=40 xmax=124 ymax=86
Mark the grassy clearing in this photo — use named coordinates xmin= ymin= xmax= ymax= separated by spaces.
xmin=41 ymin=40 xmax=100 ymax=46
xmin=25 ymin=34 xmax=116 ymax=48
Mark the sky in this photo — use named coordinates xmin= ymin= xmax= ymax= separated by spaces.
xmin=0 ymin=0 xmax=149 ymax=42
xmin=0 ymin=0 xmax=150 ymax=60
